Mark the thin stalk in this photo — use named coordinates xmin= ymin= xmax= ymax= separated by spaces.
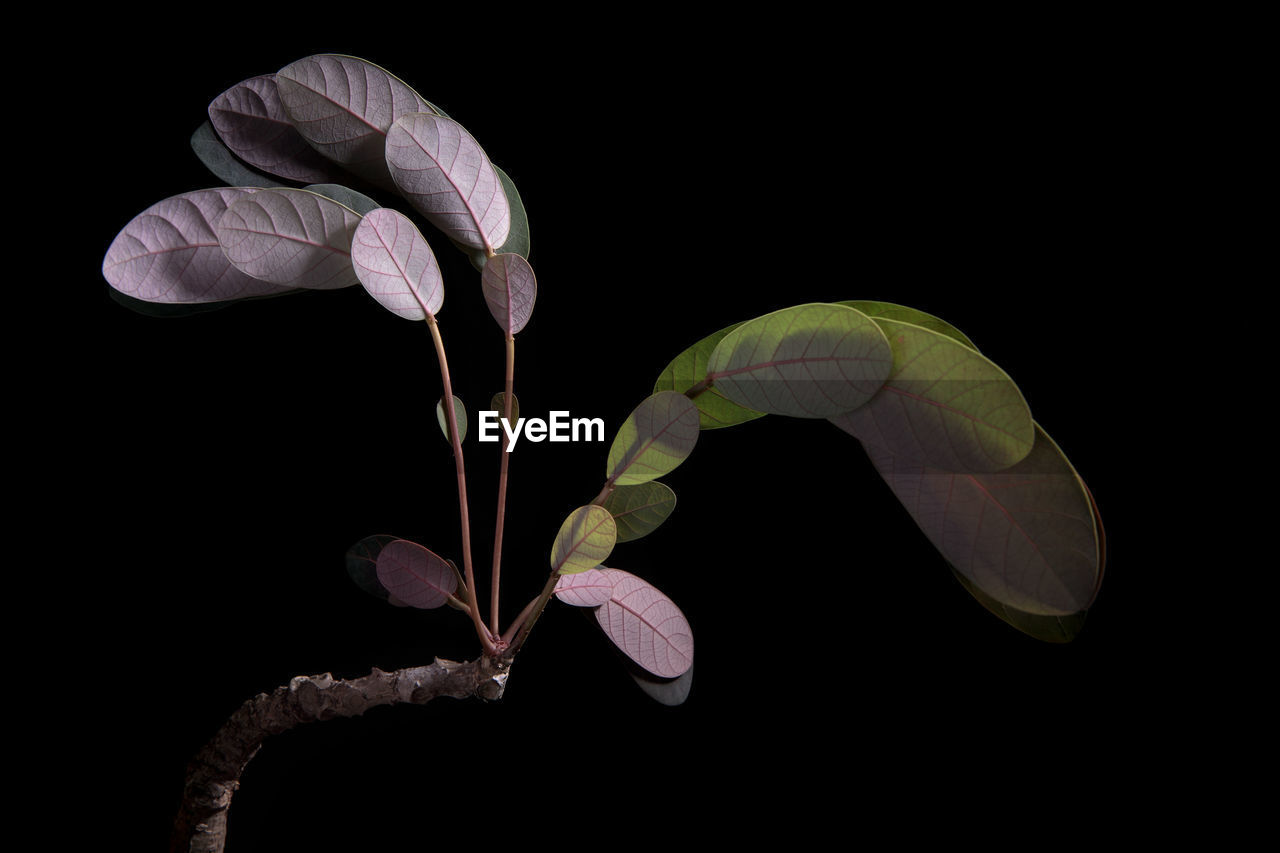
xmin=489 ymin=334 xmax=515 ymax=636
xmin=503 ymin=570 xmax=560 ymax=657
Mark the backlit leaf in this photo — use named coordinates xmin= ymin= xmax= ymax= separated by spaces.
xmin=838 ymin=300 xmax=978 ymax=350
xmin=706 ymin=303 xmax=892 ymax=418
xmin=350 ymin=207 xmax=443 ymax=320
xmin=550 ymin=505 xmax=617 ymax=575
xmin=436 ymin=395 xmax=467 ymax=443
xmin=554 ymin=568 xmax=614 ymax=607
xmin=216 ymin=188 xmax=362 ymax=290
xmin=653 ymin=321 xmax=765 ymax=430
xmin=480 ymin=253 xmax=537 ymax=334
xmin=375 ymin=539 xmax=457 ymax=610
xmin=208 ymin=74 xmax=336 ymax=183
xmin=602 ymin=482 xmax=677 ymax=542
xmin=606 ymin=392 xmax=700 ymax=487
xmin=345 ymin=534 xmax=399 ymax=601
xmin=594 ymin=568 xmax=693 ymax=679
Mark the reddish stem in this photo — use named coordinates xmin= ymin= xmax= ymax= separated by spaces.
xmin=490 ymin=334 xmax=515 ymax=636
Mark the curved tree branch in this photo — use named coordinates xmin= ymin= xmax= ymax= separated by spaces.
xmin=171 ymin=656 xmax=509 ymax=853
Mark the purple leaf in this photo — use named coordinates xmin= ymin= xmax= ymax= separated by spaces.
xmin=375 ymin=539 xmax=457 ymax=610
xmin=350 ymin=207 xmax=444 ymax=320
xmin=215 ymin=188 xmax=362 ymax=290
xmin=554 ymin=568 xmax=614 ymax=607
xmin=103 ymin=188 xmax=296 ymax=304
xmin=385 ymin=113 xmax=511 ymax=254
xmin=275 ymin=54 xmax=436 ymax=187
xmin=594 ymin=568 xmax=693 ymax=679
xmin=480 ymin=253 xmax=536 ymax=334
xmin=208 ymin=74 xmax=336 ymax=183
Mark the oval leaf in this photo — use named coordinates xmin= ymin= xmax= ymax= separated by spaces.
xmin=594 ymin=568 xmax=693 ymax=679
xmin=103 ymin=188 xmax=297 ymax=303
xmin=375 ymin=539 xmax=457 ymax=609
xmin=480 ymin=253 xmax=537 ymax=334
xmin=838 ymin=300 xmax=979 ymax=350
xmin=706 ymin=303 xmax=893 ymax=418
xmin=345 ymin=534 xmax=398 ymax=601
xmin=351 ymin=207 xmax=444 ymax=320
xmin=550 ymin=505 xmax=617 ymax=575
xmin=490 ymin=392 xmax=519 ymax=429
xmin=436 ymin=395 xmax=467 ymax=443
xmin=865 ymin=424 xmax=1102 ymax=617
xmin=830 ymin=317 xmax=1034 ymax=472
xmin=216 ymin=188 xmax=362 ymax=290
xmin=304 ymin=183 xmax=381 ymax=216
xmin=385 ymin=112 xmax=511 ymax=253
xmin=190 ymin=121 xmax=286 ymax=188
xmin=554 ymin=568 xmax=614 ymax=607
xmin=208 ymin=74 xmax=336 ymax=183
xmin=275 ymin=54 xmax=436 ymax=187
xmin=602 ymin=481 xmax=678 ymax=542
xmin=653 ymin=320 xmax=766 ymax=430
xmin=605 ymin=392 xmax=701 ymax=486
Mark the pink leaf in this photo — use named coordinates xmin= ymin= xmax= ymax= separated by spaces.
xmin=554 ymin=568 xmax=614 ymax=607
xmin=480 ymin=253 xmax=536 ymax=334
xmin=102 ymin=188 xmax=296 ymax=304
xmin=375 ymin=540 xmax=457 ymax=610
xmin=208 ymin=75 xmax=336 ymax=184
xmin=385 ymin=113 xmax=511 ymax=253
xmin=351 ymin=208 xmax=444 ymax=320
xmin=594 ymin=568 xmax=693 ymax=679
xmin=215 ymin=188 xmax=362 ymax=290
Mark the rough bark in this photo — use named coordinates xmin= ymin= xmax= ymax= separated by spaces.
xmin=170 ymin=656 xmax=509 ymax=853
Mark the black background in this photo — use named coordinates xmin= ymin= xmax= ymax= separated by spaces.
xmin=67 ymin=16 xmax=1162 ymax=850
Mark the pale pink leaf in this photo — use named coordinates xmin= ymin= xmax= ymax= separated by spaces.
xmin=215 ymin=188 xmax=361 ymax=290
xmin=375 ymin=539 xmax=457 ymax=610
xmin=554 ymin=568 xmax=614 ymax=607
xmin=351 ymin=208 xmax=444 ymax=320
xmin=480 ymin=253 xmax=536 ymax=334
xmin=385 ymin=113 xmax=511 ymax=253
xmin=102 ymin=188 xmax=296 ymax=304
xmin=208 ymin=75 xmax=336 ymax=183
xmin=594 ymin=568 xmax=693 ymax=679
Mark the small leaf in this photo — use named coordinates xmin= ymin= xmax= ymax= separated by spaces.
xmin=480 ymin=253 xmax=537 ymax=334
xmin=830 ymin=317 xmax=1034 ymax=472
xmin=375 ymin=539 xmax=457 ymax=610
xmin=490 ymin=392 xmax=519 ymax=428
xmin=706 ymin=303 xmax=893 ymax=418
xmin=208 ymin=74 xmax=336 ymax=183
xmin=304 ymin=183 xmax=381 ymax=216
xmin=554 ymin=568 xmax=614 ymax=607
xmin=190 ymin=121 xmax=286 ymax=188
xmin=605 ymin=392 xmax=700 ymax=487
xmin=653 ymin=320 xmax=766 ymax=430
xmin=838 ymin=300 xmax=978 ymax=350
xmin=216 ymin=188 xmax=362 ymax=290
xmin=627 ymin=661 xmax=694 ymax=707
xmin=550 ymin=505 xmax=617 ymax=575
xmin=350 ymin=207 xmax=444 ymax=320
xmin=602 ymin=482 xmax=678 ymax=542
xmin=345 ymin=534 xmax=399 ymax=601
xmin=385 ymin=112 xmax=510 ymax=253
xmin=594 ymin=568 xmax=693 ymax=679
xmin=436 ymin=395 xmax=467 ymax=443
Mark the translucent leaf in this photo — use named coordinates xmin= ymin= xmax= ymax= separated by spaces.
xmin=385 ymin=112 xmax=510 ymax=253
xmin=554 ymin=568 xmax=613 ymax=607
xmin=350 ymin=207 xmax=444 ymax=320
xmin=345 ymin=534 xmax=399 ymax=601
xmin=189 ymin=121 xmax=286 ymax=189
xmin=490 ymin=392 xmax=519 ymax=428
xmin=550 ymin=505 xmax=617 ymax=575
xmin=216 ymin=188 xmax=362 ymax=289
xmin=605 ymin=392 xmax=700 ymax=487
xmin=602 ymin=482 xmax=677 ymax=542
xmin=103 ymin=188 xmax=296 ymax=304
xmin=706 ymin=303 xmax=892 ymax=418
xmin=830 ymin=318 xmax=1034 ymax=472
xmin=480 ymin=253 xmax=537 ymax=335
xmin=838 ymin=300 xmax=978 ymax=350
xmin=594 ymin=568 xmax=693 ymax=679
xmin=375 ymin=539 xmax=457 ymax=610
xmin=436 ymin=395 xmax=467 ymax=443
xmin=653 ymin=321 xmax=765 ymax=430
xmin=208 ymin=74 xmax=336 ymax=183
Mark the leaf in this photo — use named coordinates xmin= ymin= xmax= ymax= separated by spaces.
xmin=375 ymin=539 xmax=457 ymax=610
xmin=436 ymin=395 xmax=467 ymax=443
xmin=626 ymin=661 xmax=694 ymax=707
xmin=830 ymin=317 xmax=1034 ymax=472
xmin=304 ymin=183 xmax=381 ymax=216
xmin=602 ymin=482 xmax=678 ymax=542
xmin=385 ymin=112 xmax=510 ymax=253
xmin=208 ymin=74 xmax=336 ymax=183
xmin=837 ymin=300 xmax=978 ymax=350
xmin=490 ymin=392 xmax=519 ymax=428
xmin=459 ymin=165 xmax=531 ymax=269
xmin=345 ymin=534 xmax=399 ymax=601
xmin=550 ymin=505 xmax=617 ymax=575
xmin=865 ymin=424 xmax=1102 ymax=617
xmin=350 ymin=207 xmax=444 ymax=320
xmin=216 ymin=188 xmax=362 ymax=290
xmin=190 ymin=121 xmax=286 ymax=189
xmin=480 ymin=253 xmax=537 ymax=334
xmin=706 ymin=303 xmax=893 ymax=418
xmin=275 ymin=54 xmax=437 ymax=187
xmin=554 ymin=568 xmax=614 ymax=607
xmin=593 ymin=568 xmax=693 ymax=679
xmin=949 ymin=569 xmax=1089 ymax=643
xmin=605 ymin=392 xmax=701 ymax=486
xmin=653 ymin=320 xmax=765 ymax=430
xmin=103 ymin=188 xmax=297 ymax=303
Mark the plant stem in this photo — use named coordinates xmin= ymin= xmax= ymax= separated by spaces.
xmin=503 ymin=570 xmax=560 ymax=657
xmin=490 ymin=334 xmax=515 ymax=636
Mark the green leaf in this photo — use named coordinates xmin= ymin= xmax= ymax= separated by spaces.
xmin=551 ymin=505 xmax=617 ymax=574
xmin=605 ymin=392 xmax=701 ymax=486
xmin=436 ymin=395 xmax=467 ymax=443
xmin=601 ymin=481 xmax=678 ymax=542
xmin=490 ymin=392 xmax=519 ymax=429
xmin=653 ymin=321 xmax=766 ymax=429
xmin=706 ymin=303 xmax=892 ymax=418
xmin=830 ymin=317 xmax=1034 ymax=472
xmin=837 ymin=300 xmax=978 ymax=351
